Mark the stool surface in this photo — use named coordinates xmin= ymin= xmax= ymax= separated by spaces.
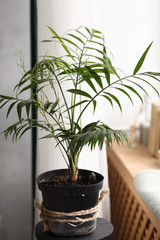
xmin=35 ymin=218 xmax=113 ymax=240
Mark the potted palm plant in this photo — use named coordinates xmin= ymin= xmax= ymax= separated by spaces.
xmin=0 ymin=26 xmax=160 ymax=236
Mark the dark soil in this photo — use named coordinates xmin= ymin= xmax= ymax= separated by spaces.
xmin=41 ymin=172 xmax=98 ymax=187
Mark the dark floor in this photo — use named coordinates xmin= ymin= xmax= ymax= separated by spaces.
xmin=0 ymin=1 xmax=32 ymax=240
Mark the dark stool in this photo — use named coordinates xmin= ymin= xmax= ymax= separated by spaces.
xmin=35 ymin=218 xmax=113 ymax=240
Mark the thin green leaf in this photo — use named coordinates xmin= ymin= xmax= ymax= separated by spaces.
xmin=75 ymin=29 xmax=87 ymax=39
xmin=26 ymin=102 xmax=31 ymax=119
xmin=67 ymin=33 xmax=84 ymax=44
xmin=68 ymin=89 xmax=92 ymax=98
xmin=14 ymin=75 xmax=32 ymax=91
xmin=133 ymin=42 xmax=153 ymax=74
xmin=0 ymin=98 xmax=4 ymax=104
xmin=41 ymin=40 xmax=52 ymax=42
xmin=82 ymin=121 xmax=99 ymax=133
xmin=145 ymin=72 xmax=160 ymax=76
xmin=44 ymin=100 xmax=52 ymax=110
xmin=102 ymin=95 xmax=113 ymax=108
xmin=47 ymin=26 xmax=75 ymax=61
xmin=50 ymin=101 xmax=59 ymax=114
xmin=93 ymin=100 xmax=97 ymax=113
xmin=85 ymin=27 xmax=91 ymax=35
xmin=92 ymin=29 xmax=102 ymax=34
xmin=92 ymin=35 xmax=103 ymax=39
xmin=84 ymin=47 xmax=104 ymax=55
xmin=18 ymin=83 xmax=36 ymax=94
xmin=40 ymin=133 xmax=55 ymax=139
xmin=15 ymin=124 xmax=28 ymax=141
xmin=17 ymin=102 xmax=23 ymax=123
xmin=88 ymin=40 xmax=104 ymax=47
xmin=66 ymin=100 xmax=88 ymax=111
xmin=19 ymin=126 xmax=32 ymax=139
xmin=2 ymin=119 xmax=23 ymax=139
xmin=0 ymin=100 xmax=10 ymax=109
xmin=37 ymin=84 xmax=48 ymax=93
xmin=85 ymin=54 xmax=119 ymax=77
xmin=125 ymin=79 xmax=149 ymax=97
xmin=122 ymin=84 xmax=143 ymax=103
xmin=85 ymin=65 xmax=103 ymax=88
xmin=142 ymin=72 xmax=160 ymax=84
xmin=103 ymin=54 xmax=120 ymax=78
xmin=60 ymin=37 xmax=81 ymax=50
xmin=7 ymin=101 xmax=17 ymax=117
xmin=104 ymin=68 xmax=110 ymax=85
xmin=115 ymin=87 xmax=133 ymax=105
xmin=103 ymin=46 xmax=110 ymax=84
xmin=136 ymin=75 xmax=159 ymax=96
xmin=36 ymin=78 xmax=51 ymax=84
xmin=104 ymin=92 xmax=122 ymax=112
xmin=0 ymin=95 xmax=15 ymax=100
xmin=80 ymin=74 xmax=97 ymax=93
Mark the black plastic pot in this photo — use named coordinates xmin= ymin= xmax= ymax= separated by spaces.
xmin=37 ymin=169 xmax=104 ymax=236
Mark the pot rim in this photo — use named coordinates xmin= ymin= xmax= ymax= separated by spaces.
xmin=37 ymin=168 xmax=104 ymax=194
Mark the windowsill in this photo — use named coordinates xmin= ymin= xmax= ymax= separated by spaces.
xmin=108 ymin=142 xmax=160 ymax=178
xmin=107 ymin=142 xmax=160 ymax=239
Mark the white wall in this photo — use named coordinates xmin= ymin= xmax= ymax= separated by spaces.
xmin=37 ymin=0 xmax=160 ymax=130
xmin=93 ymin=0 xmax=160 ymax=129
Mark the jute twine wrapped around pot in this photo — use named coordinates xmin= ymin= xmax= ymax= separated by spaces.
xmin=34 ymin=190 xmax=109 ymax=232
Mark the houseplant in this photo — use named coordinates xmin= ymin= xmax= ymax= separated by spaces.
xmin=0 ymin=26 xmax=160 ymax=236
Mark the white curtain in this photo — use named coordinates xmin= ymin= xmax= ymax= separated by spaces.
xmin=36 ymin=0 xmax=160 ymax=223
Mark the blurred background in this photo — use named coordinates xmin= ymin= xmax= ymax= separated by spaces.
xmin=0 ymin=0 xmax=31 ymax=240
xmin=0 ymin=0 xmax=160 ymax=240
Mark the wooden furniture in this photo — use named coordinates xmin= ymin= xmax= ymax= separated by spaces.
xmin=148 ymin=102 xmax=160 ymax=157
xmin=107 ymin=143 xmax=160 ymax=240
xmin=35 ymin=218 xmax=114 ymax=240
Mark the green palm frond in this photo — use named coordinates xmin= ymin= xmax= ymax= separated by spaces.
xmin=0 ymin=26 xmax=160 ymax=178
xmin=68 ymin=123 xmax=129 ymax=156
